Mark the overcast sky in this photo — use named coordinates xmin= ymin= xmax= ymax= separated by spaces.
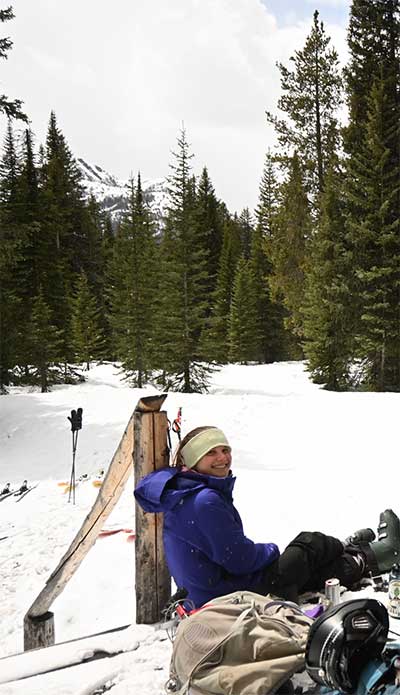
xmin=1 ymin=0 xmax=350 ymax=213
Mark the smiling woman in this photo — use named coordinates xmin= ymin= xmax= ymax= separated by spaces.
xmin=175 ymin=426 xmax=232 ymax=477
xmin=134 ymin=426 xmax=400 ymax=609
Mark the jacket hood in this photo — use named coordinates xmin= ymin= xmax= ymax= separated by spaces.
xmin=134 ymin=467 xmax=236 ymax=514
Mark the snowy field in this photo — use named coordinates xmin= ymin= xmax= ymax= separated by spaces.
xmin=0 ymin=361 xmax=399 ymax=694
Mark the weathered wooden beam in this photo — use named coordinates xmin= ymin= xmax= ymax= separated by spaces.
xmin=24 ymin=612 xmax=54 ymax=652
xmin=24 ymin=413 xmax=135 ymax=649
xmin=134 ymin=395 xmax=171 ymax=624
xmin=135 ymin=394 xmax=167 ymax=413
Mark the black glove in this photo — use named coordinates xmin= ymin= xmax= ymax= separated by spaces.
xmin=68 ymin=407 xmax=83 ymax=432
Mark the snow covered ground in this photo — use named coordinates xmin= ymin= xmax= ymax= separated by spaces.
xmin=1 ymin=361 xmax=399 ymax=694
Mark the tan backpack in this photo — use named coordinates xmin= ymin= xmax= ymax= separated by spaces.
xmin=166 ymin=591 xmax=313 ymax=695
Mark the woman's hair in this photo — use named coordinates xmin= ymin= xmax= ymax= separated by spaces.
xmin=172 ymin=426 xmax=216 ymax=468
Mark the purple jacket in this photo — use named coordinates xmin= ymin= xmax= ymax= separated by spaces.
xmin=134 ymin=467 xmax=279 ymax=608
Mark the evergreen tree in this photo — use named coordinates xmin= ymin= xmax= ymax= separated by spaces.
xmin=154 ymin=128 xmax=211 ymax=392
xmin=14 ymin=129 xmax=40 ymax=297
xmin=0 ymin=120 xmax=22 ymax=389
xmin=18 ymin=130 xmax=39 ymax=222
xmin=195 ymin=167 xmax=223 ymax=299
xmin=0 ymin=119 xmax=18 ymax=211
xmin=302 ymin=162 xmax=353 ymax=389
xmin=200 ymin=218 xmax=241 ymax=363
xmin=255 ymin=150 xmax=279 ymax=238
xmin=266 ymin=10 xmax=342 ymax=199
xmin=70 ymin=272 xmax=105 ymax=370
xmin=108 ymin=175 xmax=157 ymax=386
xmin=0 ymin=214 xmax=20 ymax=390
xmin=343 ymin=0 xmax=398 ymax=155
xmin=41 ymin=111 xmax=86 ymax=260
xmin=99 ymin=212 xmax=115 ymax=359
xmin=228 ymin=258 xmax=262 ymax=363
xmin=249 ymin=223 xmax=286 ymax=363
xmin=344 ymin=0 xmax=400 ymax=390
xmin=40 ymin=112 xmax=88 ymax=372
xmin=269 ymin=153 xmax=312 ymax=342
xmin=27 ymin=289 xmax=62 ymax=393
xmin=237 ymin=207 xmax=254 ymax=259
xmin=349 ymin=73 xmax=400 ymax=389
xmin=0 ymin=7 xmax=27 ymax=121
xmin=254 ymin=151 xmax=288 ymax=362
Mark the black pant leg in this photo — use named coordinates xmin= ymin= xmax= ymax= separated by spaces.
xmin=258 ymin=531 xmax=364 ymax=600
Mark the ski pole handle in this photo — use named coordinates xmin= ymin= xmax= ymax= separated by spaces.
xmin=68 ymin=407 xmax=83 ymax=432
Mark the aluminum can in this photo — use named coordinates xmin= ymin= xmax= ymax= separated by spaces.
xmin=388 ymin=564 xmax=400 ymax=618
xmin=325 ymin=577 xmax=340 ymax=606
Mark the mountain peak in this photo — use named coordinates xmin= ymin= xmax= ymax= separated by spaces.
xmin=76 ymin=158 xmax=167 ymax=227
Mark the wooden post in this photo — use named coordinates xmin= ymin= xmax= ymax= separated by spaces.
xmin=134 ymin=394 xmax=171 ymax=624
xmin=24 ymin=612 xmax=55 ymax=652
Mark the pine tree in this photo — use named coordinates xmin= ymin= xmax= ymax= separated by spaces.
xmin=0 ymin=7 xmax=27 ymax=121
xmin=108 ymin=175 xmax=157 ymax=386
xmin=41 ymin=111 xmax=86 ymax=259
xmin=255 ymin=150 xmax=279 ymax=238
xmin=40 ymin=112 xmax=88 ymax=373
xmin=269 ymin=153 xmax=312 ymax=342
xmin=0 ymin=119 xmax=18 ymax=210
xmin=266 ymin=10 xmax=342 ymax=199
xmin=0 ymin=214 xmax=20 ymax=390
xmin=228 ymin=258 xmax=262 ymax=363
xmin=0 ymin=120 xmax=22 ymax=389
xmin=302 ymin=162 xmax=353 ymax=389
xmin=349 ymin=73 xmax=400 ymax=389
xmin=82 ymin=197 xmax=113 ymax=358
xmin=11 ymin=129 xmax=43 ymax=374
xmin=27 ymin=289 xmax=62 ymax=392
xmin=18 ymin=130 xmax=39 ymax=222
xmin=254 ymin=151 xmax=288 ymax=362
xmin=70 ymin=272 xmax=105 ymax=370
xmin=154 ymin=128 xmax=212 ymax=392
xmin=343 ymin=0 xmax=397 ymax=155
xmin=236 ymin=207 xmax=254 ymax=259
xmin=200 ymin=218 xmax=241 ymax=363
xmin=14 ymin=129 xmax=40 ymax=296
xmin=99 ymin=212 xmax=115 ymax=359
xmin=344 ymin=0 xmax=400 ymax=390
xmin=195 ymin=167 xmax=224 ymax=299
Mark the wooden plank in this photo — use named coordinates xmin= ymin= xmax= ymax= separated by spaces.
xmin=25 ymin=414 xmax=135 ymax=625
xmin=134 ymin=406 xmax=171 ymax=624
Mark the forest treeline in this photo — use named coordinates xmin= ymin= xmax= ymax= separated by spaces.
xmin=0 ymin=1 xmax=399 ymax=393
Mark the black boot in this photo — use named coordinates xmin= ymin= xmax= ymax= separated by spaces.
xmin=345 ymin=527 xmax=376 ymax=545
xmin=363 ymin=509 xmax=400 ymax=576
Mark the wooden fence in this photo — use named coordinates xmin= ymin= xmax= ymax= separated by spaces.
xmin=23 ymin=394 xmax=171 ymax=650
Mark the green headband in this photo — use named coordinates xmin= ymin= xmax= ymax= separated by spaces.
xmin=181 ymin=428 xmax=230 ymax=469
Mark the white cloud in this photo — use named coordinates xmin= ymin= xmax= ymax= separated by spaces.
xmin=305 ymin=0 xmax=348 ymax=6
xmin=2 ymin=0 xmax=348 ymax=212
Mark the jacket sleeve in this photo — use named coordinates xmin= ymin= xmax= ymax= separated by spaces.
xmin=193 ymin=489 xmax=279 ymax=574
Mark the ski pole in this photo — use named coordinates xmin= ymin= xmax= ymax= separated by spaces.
xmin=171 ymin=407 xmax=182 ymax=442
xmin=67 ymin=408 xmax=83 ymax=505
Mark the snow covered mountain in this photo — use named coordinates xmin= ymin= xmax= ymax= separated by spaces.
xmin=77 ymin=158 xmax=168 ymax=228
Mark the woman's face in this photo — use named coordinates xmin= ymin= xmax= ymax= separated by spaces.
xmin=194 ymin=445 xmax=232 ymax=477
